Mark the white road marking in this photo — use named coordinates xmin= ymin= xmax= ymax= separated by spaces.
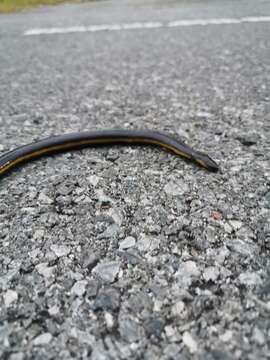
xmin=24 ymin=16 xmax=270 ymax=36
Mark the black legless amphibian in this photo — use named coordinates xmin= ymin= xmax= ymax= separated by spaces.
xmin=0 ymin=130 xmax=219 ymax=178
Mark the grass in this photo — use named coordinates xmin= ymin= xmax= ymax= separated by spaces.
xmin=0 ymin=0 xmax=88 ymax=13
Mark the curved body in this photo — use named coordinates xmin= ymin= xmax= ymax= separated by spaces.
xmin=0 ymin=130 xmax=218 ymax=178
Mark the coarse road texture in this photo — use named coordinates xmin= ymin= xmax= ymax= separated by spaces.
xmin=0 ymin=0 xmax=270 ymax=359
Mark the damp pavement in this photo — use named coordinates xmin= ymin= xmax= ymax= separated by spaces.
xmin=0 ymin=0 xmax=270 ymax=359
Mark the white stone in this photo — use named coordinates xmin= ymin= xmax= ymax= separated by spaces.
xmin=104 ymin=312 xmax=114 ymax=329
xmin=33 ymin=229 xmax=45 ymax=240
xmin=224 ymin=223 xmax=233 ymax=233
xmin=165 ymin=325 xmax=181 ymax=342
xmin=171 ymin=300 xmax=185 ymax=317
xmin=36 ymin=263 xmax=55 ymax=278
xmin=92 ymin=261 xmax=121 ymax=283
xmin=164 ymin=180 xmax=189 ymax=196
xmin=153 ymin=300 xmax=163 ymax=312
xmin=4 ymin=290 xmax=18 ymax=307
xmin=119 ymin=236 xmax=136 ymax=249
xmin=239 ymin=271 xmax=262 ymax=286
xmin=33 ymin=333 xmax=52 ymax=346
xmin=38 ymin=193 xmax=53 ymax=204
xmin=87 ymin=175 xmax=100 ymax=187
xmin=203 ymin=266 xmax=220 ymax=282
xmin=229 ymin=220 xmax=243 ymax=231
xmin=71 ymin=280 xmax=88 ymax=297
xmin=220 ymin=330 xmax=233 ymax=342
xmin=252 ymin=327 xmax=265 ymax=345
xmin=137 ymin=234 xmax=160 ymax=252
xmin=182 ymin=331 xmax=198 ymax=354
xmin=175 ymin=261 xmax=200 ymax=288
xmin=50 ymin=244 xmax=70 ymax=257
xmin=48 ymin=304 xmax=59 ymax=316
xmin=106 ymin=208 xmax=123 ymax=226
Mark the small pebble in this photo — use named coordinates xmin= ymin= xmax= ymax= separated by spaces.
xmin=182 ymin=331 xmax=198 ymax=354
xmin=92 ymin=261 xmax=121 ymax=283
xmin=38 ymin=193 xmax=53 ymax=205
xmin=71 ymin=280 xmax=88 ymax=297
xmin=203 ymin=266 xmax=220 ymax=282
xmin=50 ymin=244 xmax=70 ymax=257
xmin=137 ymin=234 xmax=160 ymax=252
xmin=252 ymin=327 xmax=265 ymax=346
xmin=239 ymin=272 xmax=263 ymax=287
xmin=4 ymin=289 xmax=18 ymax=307
xmin=104 ymin=312 xmax=115 ymax=329
xmin=164 ymin=180 xmax=189 ymax=196
xmin=88 ymin=175 xmax=100 ymax=187
xmin=33 ymin=333 xmax=53 ymax=346
xmin=119 ymin=236 xmax=136 ymax=249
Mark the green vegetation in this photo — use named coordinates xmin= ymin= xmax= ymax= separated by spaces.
xmin=0 ymin=0 xmax=86 ymax=13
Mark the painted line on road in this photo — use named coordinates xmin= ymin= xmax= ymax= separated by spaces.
xmin=24 ymin=16 xmax=270 ymax=36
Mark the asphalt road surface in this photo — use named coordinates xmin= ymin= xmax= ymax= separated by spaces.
xmin=0 ymin=0 xmax=270 ymax=359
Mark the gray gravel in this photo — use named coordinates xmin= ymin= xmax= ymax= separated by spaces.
xmin=0 ymin=0 xmax=270 ymax=359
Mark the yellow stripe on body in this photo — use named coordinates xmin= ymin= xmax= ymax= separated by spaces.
xmin=0 ymin=137 xmax=193 ymax=177
xmin=195 ymin=159 xmax=208 ymax=169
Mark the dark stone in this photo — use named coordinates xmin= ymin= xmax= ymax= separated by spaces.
xmin=93 ymin=287 xmax=120 ymax=311
xmin=86 ymin=280 xmax=99 ymax=298
xmin=126 ymin=291 xmax=153 ymax=313
xmin=82 ymin=251 xmax=100 ymax=271
xmin=144 ymin=318 xmax=165 ymax=338
xmin=236 ymin=136 xmax=257 ymax=146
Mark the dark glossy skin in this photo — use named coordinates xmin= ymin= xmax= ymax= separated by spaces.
xmin=0 ymin=130 xmax=219 ymax=178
